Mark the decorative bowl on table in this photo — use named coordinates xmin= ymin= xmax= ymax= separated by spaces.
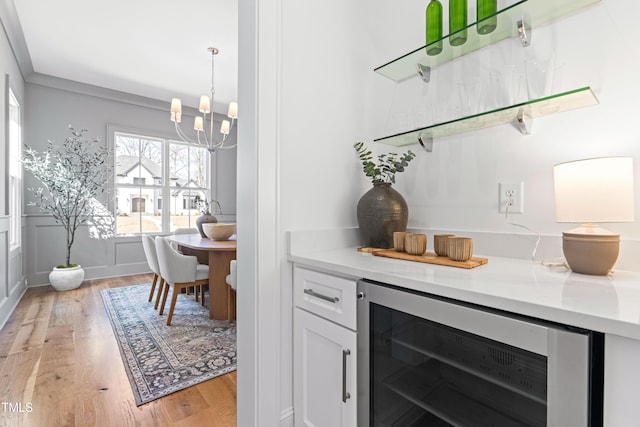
xmin=203 ymin=223 xmax=236 ymax=241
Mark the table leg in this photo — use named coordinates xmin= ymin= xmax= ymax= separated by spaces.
xmin=208 ymin=251 xmax=236 ymax=320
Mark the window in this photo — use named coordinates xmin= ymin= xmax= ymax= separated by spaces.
xmin=8 ymin=88 xmax=21 ymax=248
xmin=183 ymin=195 xmax=199 ymax=210
xmin=114 ymin=131 xmax=209 ymax=234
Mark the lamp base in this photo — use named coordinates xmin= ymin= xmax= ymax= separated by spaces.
xmin=562 ymin=225 xmax=620 ymax=276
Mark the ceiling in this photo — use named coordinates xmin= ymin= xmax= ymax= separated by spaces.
xmin=10 ymin=0 xmax=238 ymax=114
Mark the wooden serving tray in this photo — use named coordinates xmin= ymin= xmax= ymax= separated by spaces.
xmin=357 ymin=247 xmax=488 ymax=269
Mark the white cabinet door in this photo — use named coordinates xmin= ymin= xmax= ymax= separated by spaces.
xmin=604 ymin=334 xmax=640 ymax=427
xmin=294 ymin=308 xmax=357 ymax=427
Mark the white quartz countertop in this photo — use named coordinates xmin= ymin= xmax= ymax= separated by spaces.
xmin=289 ymin=245 xmax=640 ymax=340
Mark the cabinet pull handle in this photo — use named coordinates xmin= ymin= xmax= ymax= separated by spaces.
xmin=304 ymin=288 xmax=339 ymax=303
xmin=342 ymin=349 xmax=351 ymax=403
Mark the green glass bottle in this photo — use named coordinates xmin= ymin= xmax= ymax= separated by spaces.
xmin=477 ymin=0 xmax=497 ymax=34
xmin=449 ymin=0 xmax=468 ymax=46
xmin=426 ymin=0 xmax=443 ymax=56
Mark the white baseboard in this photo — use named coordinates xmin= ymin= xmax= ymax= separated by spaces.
xmin=27 ymin=262 xmax=151 ymax=287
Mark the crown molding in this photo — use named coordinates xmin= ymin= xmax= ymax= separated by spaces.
xmin=26 ymin=72 xmax=235 ymax=120
xmin=0 ymin=0 xmax=34 ymax=79
xmin=25 ymin=72 xmax=184 ymax=112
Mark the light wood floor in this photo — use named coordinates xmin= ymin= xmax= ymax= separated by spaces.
xmin=0 ymin=274 xmax=237 ymax=427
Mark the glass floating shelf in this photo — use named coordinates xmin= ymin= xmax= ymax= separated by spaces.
xmin=374 ymin=87 xmax=598 ymax=147
xmin=374 ymin=0 xmax=601 ymax=82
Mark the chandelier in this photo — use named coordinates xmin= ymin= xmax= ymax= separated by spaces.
xmin=169 ymin=47 xmax=238 ymax=152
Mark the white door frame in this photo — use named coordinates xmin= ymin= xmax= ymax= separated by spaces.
xmin=237 ymin=0 xmax=283 ymax=425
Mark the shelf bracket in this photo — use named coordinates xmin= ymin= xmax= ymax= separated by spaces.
xmin=416 ymin=63 xmax=431 ymax=83
xmin=515 ymin=109 xmax=532 ymax=135
xmin=418 ymin=133 xmax=433 ymax=152
xmin=517 ymin=17 xmax=532 ymax=47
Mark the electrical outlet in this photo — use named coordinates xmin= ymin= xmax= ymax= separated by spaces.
xmin=499 ymin=182 xmax=524 ymax=213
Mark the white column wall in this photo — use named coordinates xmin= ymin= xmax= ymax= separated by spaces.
xmin=237 ymin=0 xmax=370 ymax=425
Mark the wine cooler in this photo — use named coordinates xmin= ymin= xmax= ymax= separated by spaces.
xmin=357 ymin=280 xmax=603 ymax=427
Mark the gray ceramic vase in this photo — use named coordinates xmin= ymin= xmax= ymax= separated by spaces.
xmin=357 ymin=183 xmax=408 ymax=248
xmin=196 ymin=212 xmax=218 ymax=238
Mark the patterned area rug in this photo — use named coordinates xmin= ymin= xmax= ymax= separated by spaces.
xmin=100 ymin=284 xmax=236 ymax=405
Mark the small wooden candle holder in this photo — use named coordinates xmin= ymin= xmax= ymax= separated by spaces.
xmin=405 ymin=233 xmax=427 ymax=255
xmin=393 ymin=231 xmax=408 ymax=252
xmin=448 ymin=237 xmax=473 ymax=261
xmin=434 ymin=234 xmax=455 ymax=256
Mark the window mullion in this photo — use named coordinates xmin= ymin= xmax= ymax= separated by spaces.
xmin=162 ymin=138 xmax=170 ymax=233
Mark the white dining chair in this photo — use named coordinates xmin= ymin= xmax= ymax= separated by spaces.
xmin=141 ymin=234 xmax=164 ymax=308
xmin=171 ymin=227 xmax=199 ymax=252
xmin=172 ymin=227 xmax=202 ymax=300
xmin=155 ymin=237 xmax=209 ymax=325
xmin=173 ymin=227 xmax=198 ymax=235
xmin=225 ymin=260 xmax=237 ymax=322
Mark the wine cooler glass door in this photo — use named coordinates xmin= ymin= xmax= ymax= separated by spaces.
xmin=357 ymin=280 xmax=593 ymax=427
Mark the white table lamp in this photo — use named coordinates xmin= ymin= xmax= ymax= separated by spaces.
xmin=554 ymin=157 xmax=635 ymax=275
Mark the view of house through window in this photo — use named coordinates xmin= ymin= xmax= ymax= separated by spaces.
xmin=8 ymin=87 xmax=21 ymax=249
xmin=114 ymin=132 xmax=209 ymax=235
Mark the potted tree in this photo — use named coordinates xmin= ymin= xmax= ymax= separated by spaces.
xmin=22 ymin=126 xmax=114 ymax=291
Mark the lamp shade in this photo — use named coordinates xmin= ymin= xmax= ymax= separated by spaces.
xmin=554 ymin=157 xmax=635 ymax=223
xmin=220 ymin=120 xmax=230 ymax=135
xmin=170 ymin=98 xmax=182 ymax=114
xmin=199 ymin=96 xmax=210 ymax=114
xmin=194 ymin=116 xmax=204 ymax=131
xmin=227 ymin=102 xmax=238 ymax=119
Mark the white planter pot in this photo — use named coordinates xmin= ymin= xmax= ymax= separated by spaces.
xmin=49 ymin=265 xmax=85 ymax=291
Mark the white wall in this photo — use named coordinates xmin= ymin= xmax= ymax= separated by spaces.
xmin=367 ymin=0 xmax=640 ymax=266
xmin=242 ymin=0 xmax=640 ymax=425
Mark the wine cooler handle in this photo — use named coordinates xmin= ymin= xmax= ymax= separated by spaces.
xmin=342 ymin=349 xmax=351 ymax=403
xmin=303 ymin=288 xmax=339 ymax=303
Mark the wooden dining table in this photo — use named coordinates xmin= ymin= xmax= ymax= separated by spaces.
xmin=164 ymin=233 xmax=236 ymax=320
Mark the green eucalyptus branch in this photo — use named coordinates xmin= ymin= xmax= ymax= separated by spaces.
xmin=354 ymin=142 xmax=416 ymax=185
xmin=194 ymin=195 xmax=224 ymax=218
